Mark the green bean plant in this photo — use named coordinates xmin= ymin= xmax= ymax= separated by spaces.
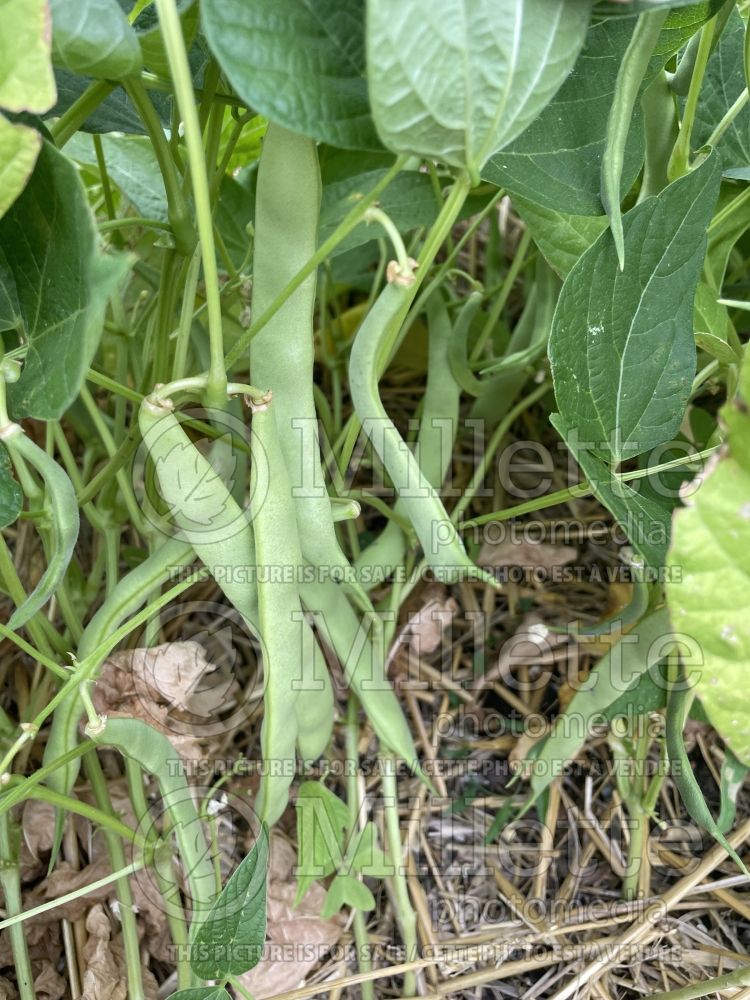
xmin=1 ymin=0 xmax=750 ymax=996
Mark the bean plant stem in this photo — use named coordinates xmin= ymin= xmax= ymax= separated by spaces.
xmin=0 ymin=859 xmax=143 ymax=932
xmin=346 ymin=697 xmax=374 ymax=1000
xmin=648 ymin=964 xmax=750 ymax=1000
xmin=380 ymin=753 xmax=418 ymax=997
xmin=124 ymin=80 xmax=194 ymax=253
xmin=155 ymin=0 xmax=228 ymax=406
xmin=0 ymin=815 xmax=34 ymax=1000
xmin=49 ymin=80 xmax=115 ymax=147
xmin=706 ymin=87 xmax=749 ymax=149
xmin=459 ymin=444 xmax=720 ymax=529
xmin=669 ymin=16 xmax=716 ymax=179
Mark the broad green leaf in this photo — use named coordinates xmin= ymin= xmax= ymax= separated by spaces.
xmin=49 ymin=0 xmax=142 ymax=80
xmin=321 ymin=168 xmax=446 ymax=258
xmin=549 ymin=154 xmax=721 ymax=467
xmin=0 ymin=0 xmax=56 ymax=113
xmin=367 ymin=0 xmax=590 ymax=181
xmin=294 ymin=781 xmax=349 ymax=904
xmin=189 ymin=825 xmax=268 ymax=980
xmin=551 ymin=414 xmax=672 ymax=569
xmin=530 ymin=609 xmax=673 ymax=801
xmin=167 ymin=989 xmax=231 ymax=1000
xmin=66 ymin=133 xmax=168 ymax=221
xmin=350 ymin=822 xmax=390 ymax=878
xmin=484 ymin=19 xmax=647 ymax=215
xmin=0 ymin=118 xmax=42 ymax=221
xmin=484 ymin=6 xmax=720 ymax=215
xmin=694 ymin=282 xmax=741 ymax=365
xmin=0 ymin=141 xmax=130 ymax=420
xmin=512 ymin=197 xmax=607 ymax=276
xmin=321 ymin=873 xmax=375 ymax=920
xmin=667 ymin=355 xmax=750 ymax=765
xmin=202 ymin=0 xmax=377 ymax=149
xmin=48 ymin=69 xmax=165 ymax=135
xmin=0 ymin=445 xmax=22 ymax=530
xmin=655 ymin=1 xmax=726 ymax=58
xmin=595 ymin=0 xmax=722 ymax=11
xmin=691 ymin=10 xmax=750 ymax=170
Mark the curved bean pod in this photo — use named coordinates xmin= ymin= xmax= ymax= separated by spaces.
xmin=43 ymin=535 xmax=195 ymax=860
xmin=90 ymin=717 xmax=217 ymax=921
xmin=666 ymin=666 xmax=749 ymax=876
xmin=447 ymin=291 xmax=485 ymax=397
xmin=0 ymin=424 xmax=80 ymax=630
xmin=355 ymin=293 xmax=460 ymax=587
xmin=349 ymin=281 xmax=494 ymax=585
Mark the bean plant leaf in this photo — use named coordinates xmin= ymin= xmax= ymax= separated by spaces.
xmin=667 ymin=355 xmax=750 ymax=766
xmin=0 ymin=141 xmax=130 ymax=420
xmin=202 ymin=0 xmax=377 ymax=150
xmin=511 ymin=197 xmax=608 ymax=276
xmin=654 ymin=1 xmax=727 ymax=58
xmin=549 ymin=153 xmax=721 ymax=467
xmin=189 ymin=825 xmax=269 ymax=980
xmin=551 ymin=414 xmax=673 ymax=569
xmin=48 ymin=0 xmax=143 ymax=80
xmin=48 ymin=69 xmax=166 ymax=135
xmin=690 ymin=10 xmax=750 ymax=170
xmin=595 ymin=0 xmax=722 ymax=11
xmin=66 ymin=133 xmax=168 ymax=221
xmin=0 ymin=445 xmax=22 ymax=530
xmin=484 ymin=19 xmax=650 ymax=215
xmin=367 ymin=0 xmax=591 ymax=182
xmin=484 ymin=5 xmax=721 ymax=215
xmin=322 ymin=873 xmax=375 ymax=920
xmin=294 ymin=781 xmax=349 ymax=904
xmin=0 ymin=118 xmax=42 ymax=221
xmin=0 ymin=0 xmax=57 ymax=113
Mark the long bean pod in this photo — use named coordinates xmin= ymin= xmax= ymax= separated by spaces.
xmin=354 ymin=293 xmax=460 ymax=587
xmin=601 ymin=10 xmax=668 ymax=269
xmin=349 ymin=281 xmax=494 ymax=585
xmin=666 ymin=663 xmax=750 ymax=876
xmin=250 ymin=123 xmax=359 ymax=597
xmin=90 ymin=717 xmax=216 ymax=921
xmin=0 ymin=424 xmax=80 ymax=630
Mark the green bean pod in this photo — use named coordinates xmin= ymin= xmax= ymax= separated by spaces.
xmin=250 ymin=123 xmax=358 ymax=596
xmin=447 ymin=291 xmax=485 ymax=396
xmin=349 ymin=282 xmax=493 ymax=585
xmin=601 ymin=10 xmax=668 ymax=269
xmin=300 ymin=578 xmax=417 ymax=766
xmin=43 ymin=536 xmax=195 ymax=858
xmin=90 ymin=717 xmax=216 ymax=921
xmin=355 ymin=294 xmax=460 ymax=587
xmin=666 ymin=667 xmax=749 ymax=876
xmin=140 ymin=398 xmax=316 ymax=822
xmin=248 ymin=403 xmax=306 ymax=824
xmin=1 ymin=424 xmax=80 ymax=630
xmin=138 ymin=398 xmax=259 ymax=625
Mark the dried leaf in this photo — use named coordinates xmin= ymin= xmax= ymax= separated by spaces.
xmin=478 ymin=536 xmax=577 ymax=571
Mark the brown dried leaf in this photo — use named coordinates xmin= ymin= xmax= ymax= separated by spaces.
xmin=237 ymin=834 xmax=343 ymax=999
xmin=82 ymin=905 xmax=127 ymax=1000
xmin=33 ymin=962 xmax=66 ymax=1000
xmin=478 ymin=535 xmax=577 ymax=571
